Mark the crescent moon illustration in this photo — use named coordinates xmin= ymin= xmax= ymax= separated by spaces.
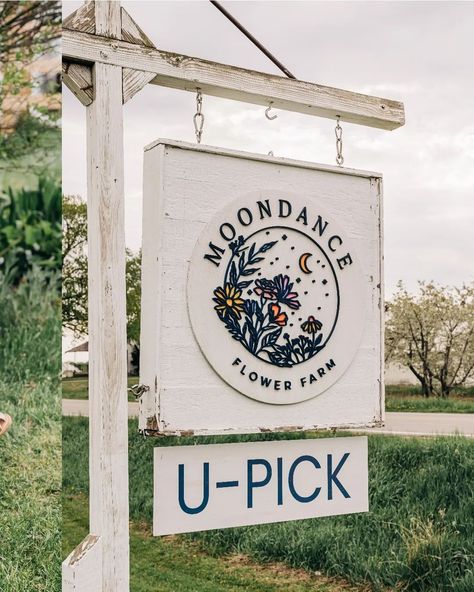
xmin=299 ymin=252 xmax=313 ymax=274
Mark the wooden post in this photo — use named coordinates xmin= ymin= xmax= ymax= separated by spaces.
xmin=62 ymin=2 xmax=130 ymax=590
xmin=61 ymin=1 xmax=405 ymax=587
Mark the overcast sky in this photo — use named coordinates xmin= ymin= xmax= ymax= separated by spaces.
xmin=62 ymin=0 xmax=474 ymax=297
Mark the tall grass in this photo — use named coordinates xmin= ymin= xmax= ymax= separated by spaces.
xmin=63 ymin=419 xmax=474 ymax=592
xmin=0 ymin=267 xmax=60 ymax=381
xmin=0 ymin=268 xmax=61 ymax=591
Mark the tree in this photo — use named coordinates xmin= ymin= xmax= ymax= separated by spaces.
xmin=0 ymin=1 xmax=61 ymax=55
xmin=62 ymin=195 xmax=88 ymax=335
xmin=385 ymin=282 xmax=474 ymax=397
xmin=62 ymin=195 xmax=142 ymax=343
xmin=0 ymin=1 xmax=61 ymax=104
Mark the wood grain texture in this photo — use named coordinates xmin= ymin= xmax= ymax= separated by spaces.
xmin=87 ymin=58 xmax=130 ymax=589
xmin=62 ymin=535 xmax=102 ymax=592
xmin=63 ymin=3 xmax=156 ymax=105
xmin=63 ymin=29 xmax=405 ymax=130
xmin=63 ymin=1 xmax=95 ymax=34
xmin=62 ymin=2 xmax=95 ymax=107
xmin=120 ymin=7 xmax=156 ymax=104
xmin=120 ymin=7 xmax=154 ymax=47
xmin=62 ymin=3 xmax=130 ymax=591
xmin=139 ymin=141 xmax=384 ymax=435
xmin=62 ymin=62 xmax=93 ymax=106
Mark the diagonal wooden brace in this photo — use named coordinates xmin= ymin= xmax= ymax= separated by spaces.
xmin=62 ymin=1 xmax=156 ymax=105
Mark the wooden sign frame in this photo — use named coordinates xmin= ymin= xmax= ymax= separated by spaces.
xmin=139 ymin=140 xmax=384 ymax=436
xmin=61 ymin=2 xmax=403 ymax=589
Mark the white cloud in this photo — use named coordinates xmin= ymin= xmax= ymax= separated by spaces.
xmin=63 ymin=0 xmax=474 ymax=296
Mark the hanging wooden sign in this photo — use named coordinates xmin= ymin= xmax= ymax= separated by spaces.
xmin=154 ymin=436 xmax=368 ymax=535
xmin=140 ymin=140 xmax=384 ymax=435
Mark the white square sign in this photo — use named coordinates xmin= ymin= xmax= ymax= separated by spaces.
xmin=140 ymin=140 xmax=384 ymax=435
xmin=154 ymin=436 xmax=368 ymax=535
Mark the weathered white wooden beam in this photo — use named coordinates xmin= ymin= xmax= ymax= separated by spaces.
xmin=62 ymin=535 xmax=102 ymax=592
xmin=120 ymin=8 xmax=156 ymax=104
xmin=62 ymin=62 xmax=93 ymax=106
xmin=63 ymin=29 xmax=405 ymax=130
xmin=62 ymin=2 xmax=130 ymax=591
xmin=63 ymin=3 xmax=156 ymax=105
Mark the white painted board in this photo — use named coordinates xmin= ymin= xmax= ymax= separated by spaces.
xmin=154 ymin=436 xmax=368 ymax=535
xmin=140 ymin=140 xmax=384 ymax=435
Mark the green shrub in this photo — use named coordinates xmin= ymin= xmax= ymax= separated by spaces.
xmin=0 ymin=176 xmax=61 ymax=283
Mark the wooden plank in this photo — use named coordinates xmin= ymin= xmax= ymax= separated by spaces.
xmin=62 ymin=3 xmax=130 ymax=591
xmin=139 ymin=141 xmax=384 ymax=435
xmin=62 ymin=29 xmax=405 ymax=130
xmin=62 ymin=535 xmax=102 ymax=592
xmin=144 ymin=138 xmax=383 ymax=179
xmin=63 ymin=1 xmax=95 ymax=34
xmin=154 ymin=438 xmax=368 ymax=535
xmin=122 ymin=67 xmax=155 ymax=103
xmin=120 ymin=7 xmax=156 ymax=104
xmin=87 ymin=55 xmax=130 ymax=592
xmin=62 ymin=62 xmax=93 ymax=106
xmin=121 ymin=7 xmax=154 ymax=47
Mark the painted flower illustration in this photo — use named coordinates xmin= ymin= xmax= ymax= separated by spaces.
xmin=273 ymin=274 xmax=301 ymax=310
xmin=268 ymin=303 xmax=288 ymax=327
xmin=254 ymin=278 xmax=277 ymax=300
xmin=301 ymin=316 xmax=323 ymax=334
xmin=213 ymin=284 xmax=245 ymax=319
xmin=212 ymin=236 xmax=326 ymax=368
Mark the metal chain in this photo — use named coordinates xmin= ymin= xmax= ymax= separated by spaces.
xmin=193 ymin=89 xmax=205 ymax=144
xmin=335 ymin=116 xmax=344 ymax=166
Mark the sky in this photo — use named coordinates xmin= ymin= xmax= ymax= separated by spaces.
xmin=62 ymin=0 xmax=474 ymax=297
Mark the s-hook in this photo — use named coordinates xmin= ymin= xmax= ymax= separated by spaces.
xmin=265 ymin=102 xmax=278 ymax=121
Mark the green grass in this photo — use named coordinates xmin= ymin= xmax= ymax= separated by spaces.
xmin=63 ymin=493 xmax=360 ymax=592
xmin=63 ymin=418 xmax=474 ymax=592
xmin=61 ymin=379 xmax=474 ymax=413
xmin=386 ymin=385 xmax=474 ymax=414
xmin=0 ymin=269 xmax=61 ymax=591
xmin=62 ymin=375 xmax=138 ymax=401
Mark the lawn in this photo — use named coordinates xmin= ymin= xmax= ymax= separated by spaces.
xmin=0 ymin=270 xmax=61 ymax=591
xmin=63 ymin=418 xmax=474 ymax=592
xmin=63 ymin=493 xmax=361 ymax=592
xmin=385 ymin=385 xmax=474 ymax=413
xmin=62 ymin=375 xmax=138 ymax=401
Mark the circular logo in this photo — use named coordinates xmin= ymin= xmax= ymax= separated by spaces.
xmin=188 ymin=192 xmax=367 ymax=405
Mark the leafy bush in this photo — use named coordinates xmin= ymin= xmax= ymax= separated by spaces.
xmin=0 ymin=175 xmax=61 ymax=283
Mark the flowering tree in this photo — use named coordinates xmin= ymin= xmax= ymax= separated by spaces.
xmin=385 ymin=282 xmax=474 ymax=397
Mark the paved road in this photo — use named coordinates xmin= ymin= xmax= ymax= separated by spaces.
xmin=62 ymin=400 xmax=473 ymax=437
xmin=63 ymin=399 xmax=139 ymax=418
xmin=350 ymin=411 xmax=473 ymax=437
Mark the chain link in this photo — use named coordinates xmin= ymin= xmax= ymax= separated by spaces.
xmin=335 ymin=116 xmax=344 ymax=166
xmin=193 ymin=89 xmax=205 ymax=144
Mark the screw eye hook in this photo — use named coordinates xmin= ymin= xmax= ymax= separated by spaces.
xmin=265 ymin=102 xmax=278 ymax=121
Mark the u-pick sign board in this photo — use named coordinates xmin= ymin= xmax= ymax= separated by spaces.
xmin=154 ymin=436 xmax=368 ymax=535
xmin=140 ymin=140 xmax=384 ymax=435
